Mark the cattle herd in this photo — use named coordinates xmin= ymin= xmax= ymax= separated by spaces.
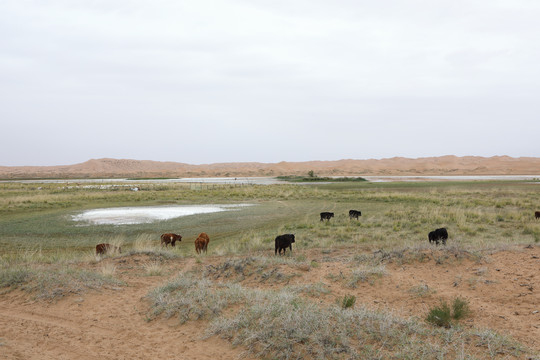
xmin=95 ymin=232 xmax=209 ymax=256
xmin=95 ymin=210 xmax=540 ymax=256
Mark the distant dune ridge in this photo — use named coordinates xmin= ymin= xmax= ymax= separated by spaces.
xmin=0 ymin=156 xmax=539 ymax=179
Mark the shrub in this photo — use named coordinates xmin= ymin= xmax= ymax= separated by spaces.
xmin=426 ymin=297 xmax=471 ymax=328
xmin=341 ymin=294 xmax=356 ymax=309
xmin=452 ymin=296 xmax=471 ymax=320
xmin=426 ymin=301 xmax=453 ymax=328
xmin=0 ymin=267 xmax=30 ymax=289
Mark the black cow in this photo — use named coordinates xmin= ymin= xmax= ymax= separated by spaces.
xmin=349 ymin=210 xmax=362 ymax=220
xmin=428 ymin=228 xmax=448 ymax=245
xmin=275 ymin=234 xmax=295 ymax=255
xmin=320 ymin=212 xmax=334 ymax=221
xmin=535 ymin=211 xmax=540 ymax=219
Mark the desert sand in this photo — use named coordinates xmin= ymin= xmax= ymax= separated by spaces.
xmin=1 ymin=246 xmax=539 ymax=359
xmin=1 ymin=155 xmax=540 ymax=179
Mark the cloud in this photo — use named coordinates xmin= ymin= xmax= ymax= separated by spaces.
xmin=1 ymin=0 xmax=539 ymax=165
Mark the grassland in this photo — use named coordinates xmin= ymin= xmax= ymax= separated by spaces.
xmin=1 ymin=179 xmax=539 ymax=359
xmin=1 ymin=180 xmax=538 ymax=258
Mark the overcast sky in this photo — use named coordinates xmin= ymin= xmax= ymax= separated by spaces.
xmin=1 ymin=0 xmax=539 ymax=166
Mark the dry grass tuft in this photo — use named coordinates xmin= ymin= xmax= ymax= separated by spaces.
xmin=99 ymin=262 xmax=117 ymax=277
xmin=142 ymin=261 xmax=164 ymax=276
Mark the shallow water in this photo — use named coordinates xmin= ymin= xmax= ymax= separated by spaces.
xmin=3 ymin=175 xmax=539 ymax=185
xmin=361 ymin=175 xmax=540 ymax=182
xmin=2 ymin=177 xmax=286 ymax=185
xmin=72 ymin=204 xmax=252 ymax=225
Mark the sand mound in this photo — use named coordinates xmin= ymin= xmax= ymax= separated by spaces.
xmin=1 ymin=155 xmax=539 ymax=179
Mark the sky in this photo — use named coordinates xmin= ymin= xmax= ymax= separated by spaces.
xmin=1 ymin=0 xmax=539 ymax=166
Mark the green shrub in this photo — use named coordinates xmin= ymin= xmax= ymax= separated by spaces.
xmin=426 ymin=297 xmax=471 ymax=328
xmin=341 ymin=294 xmax=356 ymax=309
xmin=426 ymin=301 xmax=453 ymax=328
xmin=452 ymin=296 xmax=471 ymax=320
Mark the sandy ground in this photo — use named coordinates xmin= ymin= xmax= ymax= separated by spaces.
xmin=2 ymin=155 xmax=540 ymax=178
xmin=0 ymin=246 xmax=539 ymax=359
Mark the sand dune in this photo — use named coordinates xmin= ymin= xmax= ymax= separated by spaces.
xmin=1 ymin=155 xmax=539 ymax=179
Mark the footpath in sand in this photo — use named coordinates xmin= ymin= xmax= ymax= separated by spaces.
xmin=0 ymin=246 xmax=539 ymax=359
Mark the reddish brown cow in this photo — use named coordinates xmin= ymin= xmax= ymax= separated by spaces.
xmin=161 ymin=233 xmax=182 ymax=247
xmin=195 ymin=232 xmax=210 ymax=254
xmin=95 ymin=243 xmax=121 ymax=255
xmin=535 ymin=211 xmax=540 ymax=219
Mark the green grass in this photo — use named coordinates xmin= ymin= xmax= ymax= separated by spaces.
xmin=1 ymin=180 xmax=539 ymax=262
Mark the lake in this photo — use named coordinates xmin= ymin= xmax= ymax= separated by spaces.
xmin=3 ymin=175 xmax=539 ymax=185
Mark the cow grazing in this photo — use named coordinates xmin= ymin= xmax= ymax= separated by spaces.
xmin=320 ymin=212 xmax=334 ymax=221
xmin=95 ymin=243 xmax=121 ymax=255
xmin=535 ymin=211 xmax=540 ymax=219
xmin=161 ymin=233 xmax=182 ymax=247
xmin=428 ymin=228 xmax=448 ymax=245
xmin=275 ymin=234 xmax=295 ymax=255
xmin=349 ymin=210 xmax=362 ymax=220
xmin=195 ymin=232 xmax=210 ymax=254
xmin=428 ymin=231 xmax=437 ymax=244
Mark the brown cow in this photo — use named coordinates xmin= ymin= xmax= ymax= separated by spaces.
xmin=95 ymin=243 xmax=121 ymax=255
xmin=535 ymin=211 xmax=540 ymax=219
xmin=161 ymin=233 xmax=182 ymax=247
xmin=195 ymin=232 xmax=210 ymax=254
